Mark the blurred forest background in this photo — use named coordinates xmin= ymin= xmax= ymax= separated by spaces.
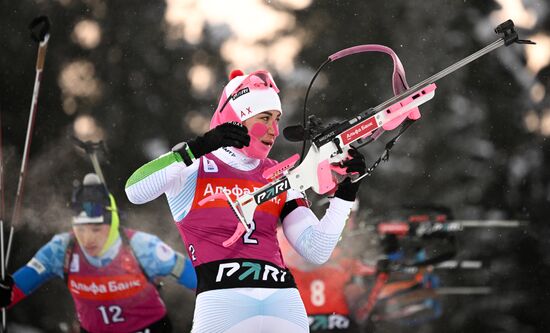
xmin=1 ymin=0 xmax=550 ymax=332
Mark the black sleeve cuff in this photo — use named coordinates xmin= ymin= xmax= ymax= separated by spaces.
xmin=280 ymin=198 xmax=309 ymax=221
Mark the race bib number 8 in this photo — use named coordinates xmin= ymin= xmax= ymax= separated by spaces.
xmin=310 ymin=279 xmax=326 ymax=306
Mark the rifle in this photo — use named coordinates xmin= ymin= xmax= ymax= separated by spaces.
xmin=354 ymin=256 xmax=492 ymax=327
xmin=377 ymin=219 xmax=527 ymax=238
xmin=200 ymin=20 xmax=535 ymax=247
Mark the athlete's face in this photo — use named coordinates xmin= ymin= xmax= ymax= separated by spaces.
xmin=241 ymin=110 xmax=281 ymax=159
xmin=73 ymin=224 xmax=111 ymax=257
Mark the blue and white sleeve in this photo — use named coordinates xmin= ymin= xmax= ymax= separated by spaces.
xmin=130 ymin=231 xmax=197 ymax=289
xmin=13 ymin=233 xmax=69 ymax=296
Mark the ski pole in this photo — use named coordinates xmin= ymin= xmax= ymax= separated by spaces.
xmin=5 ymin=16 xmax=51 ymax=269
xmin=70 ymin=136 xmax=110 ymax=192
xmin=0 ymin=105 xmax=6 ymax=332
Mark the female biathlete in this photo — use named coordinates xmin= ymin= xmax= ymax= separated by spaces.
xmin=125 ymin=70 xmax=366 ymax=333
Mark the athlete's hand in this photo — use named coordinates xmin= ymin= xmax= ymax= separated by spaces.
xmin=0 ymin=275 xmax=14 ymax=308
xmin=334 ymin=148 xmax=366 ymax=201
xmin=188 ymin=122 xmax=250 ymax=158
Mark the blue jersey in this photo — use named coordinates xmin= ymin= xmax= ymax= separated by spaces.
xmin=13 ymin=230 xmax=197 ymax=297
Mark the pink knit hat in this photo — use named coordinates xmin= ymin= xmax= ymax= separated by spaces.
xmin=210 ymin=70 xmax=282 ymax=159
xmin=210 ymin=69 xmax=282 ymax=128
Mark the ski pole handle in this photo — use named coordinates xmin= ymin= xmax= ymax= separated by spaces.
xmin=36 ymin=36 xmax=49 ymax=71
xmin=29 ymin=16 xmax=51 ymax=71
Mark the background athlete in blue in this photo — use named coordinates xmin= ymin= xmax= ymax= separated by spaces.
xmin=0 ymin=173 xmax=197 ymax=333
